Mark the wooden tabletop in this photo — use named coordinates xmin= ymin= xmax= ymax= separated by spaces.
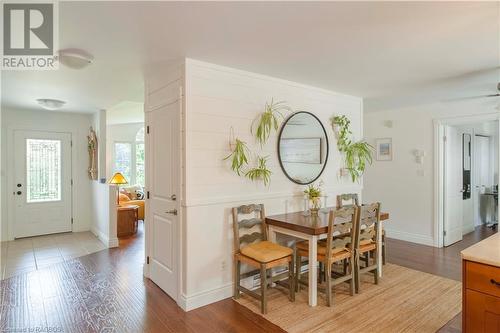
xmin=266 ymin=209 xmax=389 ymax=235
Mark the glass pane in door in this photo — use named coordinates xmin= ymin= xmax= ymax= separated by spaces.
xmin=26 ymin=139 xmax=62 ymax=203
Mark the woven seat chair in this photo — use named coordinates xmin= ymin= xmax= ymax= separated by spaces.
xmin=295 ymin=206 xmax=358 ymax=307
xmin=232 ymin=204 xmax=295 ymax=314
xmin=337 ymin=194 xmax=386 ymax=265
xmin=354 ymin=202 xmax=381 ymax=293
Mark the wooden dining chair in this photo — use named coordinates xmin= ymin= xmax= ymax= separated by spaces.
xmin=232 ymin=204 xmax=295 ymax=314
xmin=338 ymin=194 xmax=386 ymax=266
xmin=354 ymin=202 xmax=381 ymax=293
xmin=295 ymin=206 xmax=358 ymax=307
xmin=336 ymin=193 xmax=359 ymax=208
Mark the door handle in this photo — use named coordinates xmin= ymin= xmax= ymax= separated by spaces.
xmin=166 ymin=209 xmax=178 ymax=216
xmin=170 ymin=194 xmax=177 ymax=201
xmin=16 ymin=191 xmax=22 ymax=195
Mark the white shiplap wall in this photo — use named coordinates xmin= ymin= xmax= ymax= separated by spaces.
xmin=181 ymin=59 xmax=363 ymax=310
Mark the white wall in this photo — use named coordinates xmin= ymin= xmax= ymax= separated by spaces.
xmin=363 ymin=100 xmax=498 ymax=246
xmin=181 ymin=59 xmax=363 ymax=309
xmin=90 ymin=110 xmax=118 ymax=248
xmin=106 ymin=122 xmax=144 ymax=181
xmin=1 ymin=107 xmax=93 ymax=241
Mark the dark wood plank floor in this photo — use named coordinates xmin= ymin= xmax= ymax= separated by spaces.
xmin=0 ymin=224 xmax=495 ymax=332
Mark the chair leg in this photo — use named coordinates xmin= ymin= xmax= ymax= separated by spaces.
xmin=355 ymin=252 xmax=361 ymax=294
xmin=349 ymin=255 xmax=355 ymax=296
xmin=382 ymin=233 xmax=387 ymax=265
xmin=295 ymin=253 xmax=301 ymax=292
xmin=374 ymin=249 xmax=380 ymax=285
xmin=234 ymin=260 xmax=241 ymax=299
xmin=260 ymin=264 xmax=267 ymax=314
xmin=288 ymin=260 xmax=295 ymax=302
xmin=325 ymin=261 xmax=332 ymax=307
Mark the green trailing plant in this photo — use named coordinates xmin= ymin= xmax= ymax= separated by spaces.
xmin=330 ymin=115 xmax=352 ymax=151
xmin=245 ymin=155 xmax=272 ymax=186
xmin=223 ymin=138 xmax=250 ymax=176
xmin=252 ymin=99 xmax=292 ymax=146
xmin=330 ymin=115 xmax=374 ymax=182
xmin=344 ymin=141 xmax=373 ymax=182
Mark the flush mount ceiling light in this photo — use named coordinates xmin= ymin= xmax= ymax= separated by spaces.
xmin=36 ymin=98 xmax=66 ymax=110
xmin=58 ymin=48 xmax=93 ymax=69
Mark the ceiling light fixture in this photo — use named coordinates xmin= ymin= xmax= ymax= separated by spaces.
xmin=36 ymin=98 xmax=66 ymax=110
xmin=58 ymin=48 xmax=93 ymax=69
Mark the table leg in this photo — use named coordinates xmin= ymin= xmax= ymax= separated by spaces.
xmin=268 ymin=225 xmax=277 ymax=243
xmin=377 ymin=222 xmax=383 ymax=277
xmin=308 ymin=235 xmax=318 ymax=306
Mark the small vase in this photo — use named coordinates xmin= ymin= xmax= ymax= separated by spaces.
xmin=309 ymin=197 xmax=321 ymax=215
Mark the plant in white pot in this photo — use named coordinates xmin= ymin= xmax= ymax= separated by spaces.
xmin=330 ymin=115 xmax=374 ymax=183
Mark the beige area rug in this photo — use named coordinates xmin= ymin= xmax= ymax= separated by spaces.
xmin=236 ymin=264 xmax=461 ymax=333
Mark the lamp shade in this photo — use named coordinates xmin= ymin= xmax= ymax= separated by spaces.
xmin=108 ymin=172 xmax=128 ymax=185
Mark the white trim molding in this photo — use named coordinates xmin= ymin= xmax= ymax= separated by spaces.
xmin=384 ymin=228 xmax=435 ymax=247
xmin=178 ymin=283 xmax=233 ymax=311
xmin=91 ymin=227 xmax=119 ymax=248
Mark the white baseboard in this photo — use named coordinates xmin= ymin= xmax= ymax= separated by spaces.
xmin=178 ymin=283 xmax=233 ymax=311
xmin=462 ymin=224 xmax=475 ymax=235
xmin=91 ymin=227 xmax=119 ymax=248
xmin=385 ymin=228 xmax=435 ymax=247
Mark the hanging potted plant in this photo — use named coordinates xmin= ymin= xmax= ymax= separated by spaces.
xmin=252 ymin=99 xmax=292 ymax=146
xmin=223 ymin=135 xmax=250 ymax=176
xmin=330 ymin=115 xmax=374 ymax=182
xmin=245 ymin=155 xmax=272 ymax=186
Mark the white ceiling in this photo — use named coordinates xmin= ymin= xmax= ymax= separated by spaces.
xmin=1 ymin=1 xmax=499 ymax=114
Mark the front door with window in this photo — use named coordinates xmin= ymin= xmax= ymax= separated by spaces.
xmin=13 ymin=130 xmax=72 ymax=238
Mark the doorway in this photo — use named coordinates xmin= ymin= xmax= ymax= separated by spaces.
xmin=12 ymin=130 xmax=73 ymax=238
xmin=436 ymin=116 xmax=499 ymax=247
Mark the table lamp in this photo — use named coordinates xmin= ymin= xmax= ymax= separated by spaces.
xmin=108 ymin=172 xmax=128 ymax=205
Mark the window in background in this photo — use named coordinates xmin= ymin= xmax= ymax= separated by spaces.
xmin=114 ymin=142 xmax=132 ymax=182
xmin=135 ymin=127 xmax=145 ymax=186
xmin=26 ymin=139 xmax=62 ymax=202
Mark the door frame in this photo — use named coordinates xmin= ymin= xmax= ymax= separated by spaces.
xmin=433 ymin=112 xmax=500 ymax=248
xmin=7 ymin=128 xmax=74 ymax=240
xmin=143 ymin=85 xmax=184 ymax=305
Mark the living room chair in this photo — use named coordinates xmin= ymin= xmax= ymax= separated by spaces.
xmin=295 ymin=206 xmax=358 ymax=307
xmin=337 ymin=194 xmax=386 ymax=265
xmin=232 ymin=204 xmax=295 ymax=314
xmin=354 ymin=202 xmax=381 ymax=293
xmin=336 ymin=193 xmax=359 ymax=207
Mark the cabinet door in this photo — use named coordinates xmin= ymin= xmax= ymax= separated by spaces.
xmin=466 ymin=289 xmax=500 ymax=332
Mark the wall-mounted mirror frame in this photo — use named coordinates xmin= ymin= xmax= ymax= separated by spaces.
xmin=277 ymin=111 xmax=329 ymax=185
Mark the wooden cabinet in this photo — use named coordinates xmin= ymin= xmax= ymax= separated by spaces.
xmin=117 ymin=205 xmax=139 ymax=238
xmin=463 ymin=260 xmax=500 ymax=332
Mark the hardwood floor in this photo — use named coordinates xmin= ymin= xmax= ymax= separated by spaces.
xmin=0 ymin=224 xmax=495 ymax=332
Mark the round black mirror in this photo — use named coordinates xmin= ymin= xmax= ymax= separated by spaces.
xmin=277 ymin=112 xmax=329 ymax=185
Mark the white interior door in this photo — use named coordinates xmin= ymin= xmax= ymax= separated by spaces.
xmin=13 ymin=130 xmax=72 ymax=238
xmin=146 ymin=101 xmax=180 ymax=300
xmin=444 ymin=126 xmax=463 ymax=246
xmin=474 ymin=135 xmax=492 ymax=225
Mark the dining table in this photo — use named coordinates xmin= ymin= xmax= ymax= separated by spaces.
xmin=266 ymin=207 xmax=390 ymax=307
